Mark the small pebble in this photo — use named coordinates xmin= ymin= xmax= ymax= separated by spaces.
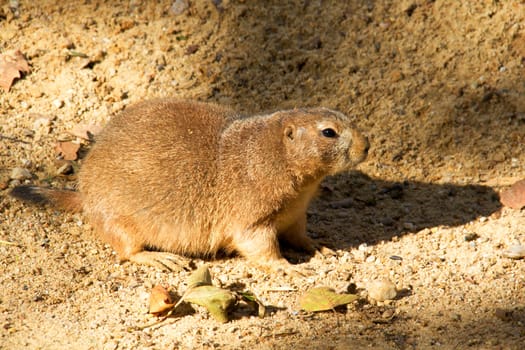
xmin=502 ymin=244 xmax=525 ymax=259
xmin=367 ymin=279 xmax=397 ymax=302
xmin=170 ymin=0 xmax=188 ymax=15
xmin=52 ymin=99 xmax=64 ymax=109
xmin=464 ymin=232 xmax=479 ymax=242
xmin=494 ymin=308 xmax=512 ymax=321
xmin=382 ymin=308 xmax=395 ymax=319
xmin=365 ymin=255 xmax=376 ymax=263
xmin=451 ymin=313 xmax=461 ymax=321
xmin=10 ymin=167 xmax=32 ymax=180
xmin=403 ymin=222 xmax=415 ymax=230
xmin=352 ymin=250 xmax=366 ymax=262
xmin=33 ymin=116 xmax=52 ymax=130
xmin=358 ymin=243 xmax=369 ymax=252
xmin=389 ymin=255 xmax=403 ymax=261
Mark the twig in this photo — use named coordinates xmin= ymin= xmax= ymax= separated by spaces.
xmin=132 ymin=308 xmax=178 ymax=331
xmin=265 ymin=286 xmax=297 ymax=292
xmin=0 ymin=240 xmax=19 ymax=246
xmin=263 ymin=330 xmax=299 ymax=338
xmin=0 ymin=135 xmax=30 ymax=144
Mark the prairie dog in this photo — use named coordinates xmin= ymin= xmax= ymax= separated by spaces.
xmin=11 ymin=99 xmax=369 ymax=271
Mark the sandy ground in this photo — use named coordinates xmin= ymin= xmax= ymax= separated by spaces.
xmin=1 ymin=1 xmax=524 ymax=349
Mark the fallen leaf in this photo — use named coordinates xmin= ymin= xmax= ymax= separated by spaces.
xmin=184 ymin=285 xmax=236 ymax=323
xmin=69 ymin=124 xmax=103 ymax=140
xmin=299 ymin=287 xmax=359 ymax=312
xmin=238 ymin=291 xmax=266 ymax=318
xmin=187 ymin=264 xmax=213 ymax=288
xmin=55 ymin=141 xmax=80 ymax=161
xmin=174 ymin=265 xmax=236 ymax=322
xmin=149 ymin=285 xmax=175 ymax=315
xmin=143 ymin=265 xmax=265 ymax=325
xmin=500 ymin=179 xmax=525 ymax=209
xmin=0 ymin=50 xmax=30 ymax=92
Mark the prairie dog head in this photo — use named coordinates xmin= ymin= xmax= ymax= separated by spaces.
xmin=280 ymin=108 xmax=369 ymax=176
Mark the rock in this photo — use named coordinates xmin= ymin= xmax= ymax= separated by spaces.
xmin=52 ymin=99 xmax=64 ymax=109
xmin=403 ymin=222 xmax=415 ymax=230
xmin=329 ymin=197 xmax=354 ymax=209
xmin=10 ymin=167 xmax=32 ymax=180
xmin=502 ymin=244 xmax=525 ymax=259
xmin=170 ymin=0 xmax=188 ymax=15
xmin=494 ymin=308 xmax=512 ymax=321
xmin=368 ymin=279 xmax=397 ymax=302
xmin=32 ymin=115 xmax=52 ymax=130
xmin=352 ymin=249 xmax=366 ymax=262
xmin=464 ymin=232 xmax=479 ymax=242
xmin=491 ymin=151 xmax=506 ymax=163
xmin=389 ymin=255 xmax=403 ymax=261
xmin=358 ymin=243 xmax=370 ymax=252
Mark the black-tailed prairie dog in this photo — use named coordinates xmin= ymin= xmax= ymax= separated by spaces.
xmin=11 ymin=99 xmax=369 ymax=272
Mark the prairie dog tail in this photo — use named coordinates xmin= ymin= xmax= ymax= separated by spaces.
xmin=10 ymin=186 xmax=82 ymax=213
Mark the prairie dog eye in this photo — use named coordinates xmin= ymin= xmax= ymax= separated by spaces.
xmin=321 ymin=128 xmax=337 ymax=138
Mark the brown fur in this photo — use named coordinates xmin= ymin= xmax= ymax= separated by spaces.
xmin=11 ymin=99 xmax=369 ymax=270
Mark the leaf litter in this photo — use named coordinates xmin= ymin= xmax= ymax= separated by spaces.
xmin=141 ymin=265 xmax=265 ymax=328
xmin=299 ymin=287 xmax=359 ymax=312
xmin=500 ymin=179 xmax=525 ymax=209
xmin=0 ymin=49 xmax=30 ymax=92
xmin=55 ymin=141 xmax=80 ymax=161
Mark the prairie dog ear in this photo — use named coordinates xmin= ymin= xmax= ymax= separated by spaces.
xmin=284 ymin=124 xmax=295 ymax=140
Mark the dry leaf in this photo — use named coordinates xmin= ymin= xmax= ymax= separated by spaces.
xmin=144 ymin=266 xmax=264 ymax=324
xmin=55 ymin=141 xmax=80 ymax=161
xmin=149 ymin=285 xmax=175 ymax=315
xmin=0 ymin=50 xmax=30 ymax=92
xmin=184 ymin=285 xmax=236 ymax=323
xmin=183 ymin=265 xmax=233 ymax=322
xmin=69 ymin=124 xmax=103 ymax=140
xmin=238 ymin=291 xmax=266 ymax=318
xmin=299 ymin=287 xmax=359 ymax=312
xmin=187 ymin=264 xmax=213 ymax=289
xmin=500 ymin=179 xmax=525 ymax=209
